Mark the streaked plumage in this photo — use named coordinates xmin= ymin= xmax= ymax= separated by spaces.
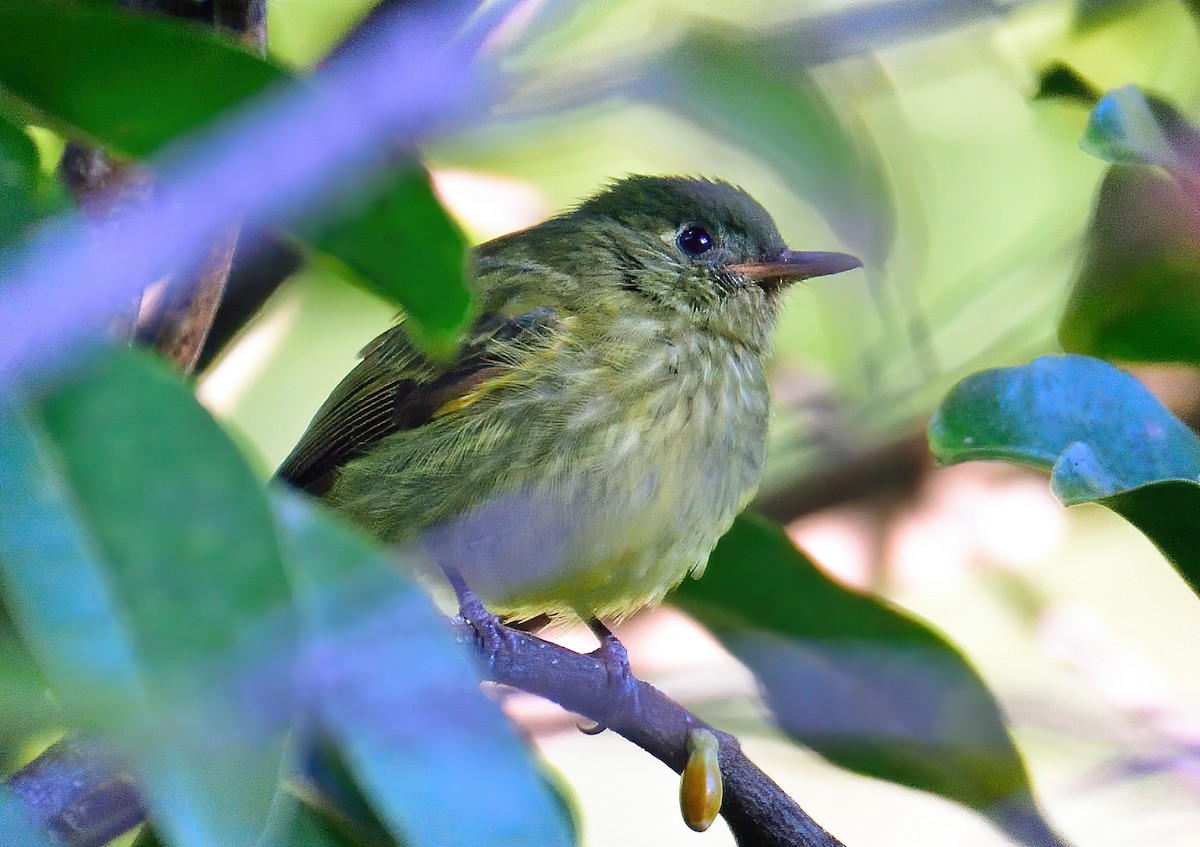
xmin=278 ymin=176 xmax=859 ymax=621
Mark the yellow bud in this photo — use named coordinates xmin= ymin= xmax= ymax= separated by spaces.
xmin=680 ymin=728 xmax=723 ymax=832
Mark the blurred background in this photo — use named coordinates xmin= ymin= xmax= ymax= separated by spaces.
xmin=187 ymin=1 xmax=1200 ymax=844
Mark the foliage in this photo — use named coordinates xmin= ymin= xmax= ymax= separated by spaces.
xmin=0 ymin=0 xmax=470 ymax=352
xmin=675 ymin=516 xmax=1064 ymax=846
xmin=1 ymin=1 xmax=1199 ymax=846
xmin=931 ymin=355 xmax=1200 ymax=594
xmin=930 ymin=85 xmax=1200 ymax=598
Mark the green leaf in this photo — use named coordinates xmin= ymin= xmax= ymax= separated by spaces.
xmin=0 ymin=347 xmax=295 ymax=847
xmin=0 ymin=115 xmax=41 ymax=247
xmin=648 ymin=32 xmax=894 ymax=264
xmin=1072 ymin=0 xmax=1153 ymax=31
xmin=0 ymin=3 xmax=471 ymax=355
xmin=0 ymin=1 xmax=286 ymax=158
xmin=310 ymin=165 xmax=473 ymax=357
xmin=0 ymin=3 xmax=469 ymax=356
xmin=928 ymin=354 xmax=1200 ymax=594
xmin=1032 ymin=62 xmax=1101 ymax=106
xmin=0 ymin=615 xmax=60 ymax=758
xmin=273 ymin=795 xmax=403 ymax=847
xmin=293 ymin=741 xmax=408 ymax=847
xmin=1059 ymin=166 xmax=1200 ymax=365
xmin=674 ymin=515 xmax=1066 ymax=846
xmin=273 ymin=492 xmax=576 ymax=847
xmin=139 ymin=788 xmax=401 ymax=847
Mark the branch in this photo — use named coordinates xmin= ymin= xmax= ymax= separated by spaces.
xmin=7 ymin=734 xmax=145 ymax=847
xmin=195 ymin=230 xmax=304 ymax=373
xmin=452 ymin=619 xmax=846 ymax=847
xmin=752 ymin=431 xmax=931 ymax=524
xmin=57 ymin=0 xmax=268 ymax=376
xmin=131 ymin=227 xmax=242 ymax=373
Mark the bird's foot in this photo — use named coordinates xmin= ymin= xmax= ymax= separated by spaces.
xmin=446 ymin=567 xmax=511 ymax=662
xmin=585 ymin=619 xmax=641 ymax=729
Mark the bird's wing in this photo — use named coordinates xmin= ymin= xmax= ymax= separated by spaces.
xmin=275 ymin=305 xmax=562 ymax=497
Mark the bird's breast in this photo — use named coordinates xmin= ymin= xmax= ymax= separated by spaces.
xmin=533 ymin=328 xmax=772 ymax=611
xmin=416 ymin=322 xmax=774 ymax=621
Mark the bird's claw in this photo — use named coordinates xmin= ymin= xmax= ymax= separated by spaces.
xmin=584 ymin=619 xmax=641 ymax=729
xmin=446 ymin=567 xmax=512 ymax=661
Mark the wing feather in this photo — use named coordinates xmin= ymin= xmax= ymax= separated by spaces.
xmin=276 ymin=306 xmax=560 ymax=496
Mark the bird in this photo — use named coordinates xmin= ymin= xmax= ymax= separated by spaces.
xmin=277 ymin=175 xmax=860 ymax=630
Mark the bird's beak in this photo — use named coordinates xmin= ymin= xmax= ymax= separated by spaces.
xmin=727 ymin=250 xmax=863 ymax=291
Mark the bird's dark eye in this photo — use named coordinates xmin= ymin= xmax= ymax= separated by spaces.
xmin=677 ymin=225 xmax=714 ymax=257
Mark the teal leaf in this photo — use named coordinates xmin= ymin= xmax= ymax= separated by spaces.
xmin=309 ymin=165 xmax=473 ymax=357
xmin=0 ymin=347 xmax=295 ymax=847
xmin=674 ymin=515 xmax=1068 ymax=847
xmin=1059 ymin=166 xmax=1200 ymax=366
xmin=137 ymin=794 xmax=396 ymax=847
xmin=929 ymin=354 xmax=1200 ymax=594
xmin=1080 ymin=85 xmax=1195 ymax=167
xmin=0 ymin=784 xmax=58 ymax=847
xmin=274 ymin=492 xmax=576 ymax=847
xmin=0 ymin=1 xmax=286 ymax=157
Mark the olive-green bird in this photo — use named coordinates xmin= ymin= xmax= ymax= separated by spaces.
xmin=277 ymin=175 xmax=860 ymax=624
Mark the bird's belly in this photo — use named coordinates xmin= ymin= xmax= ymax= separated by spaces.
xmin=419 ymin=389 xmax=768 ymax=622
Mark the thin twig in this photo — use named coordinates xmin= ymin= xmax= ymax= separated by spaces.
xmin=131 ymin=227 xmax=242 ymax=373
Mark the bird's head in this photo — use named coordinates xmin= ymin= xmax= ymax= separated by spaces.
xmin=562 ymin=175 xmax=862 ymax=351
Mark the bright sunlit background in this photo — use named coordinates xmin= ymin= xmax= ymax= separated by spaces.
xmin=192 ymin=2 xmax=1200 ymax=844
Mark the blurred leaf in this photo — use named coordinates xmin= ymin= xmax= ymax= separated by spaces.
xmin=0 ymin=2 xmax=467 ymax=353
xmin=274 ymin=492 xmax=576 ymax=847
xmin=0 ymin=784 xmax=58 ymax=847
xmin=1072 ymin=0 xmax=1152 ymax=31
xmin=137 ymin=794 xmax=392 ymax=847
xmin=1080 ymin=84 xmax=1198 ymax=167
xmin=295 ymin=741 xmax=407 ymax=847
xmin=0 ymin=115 xmax=41 ymax=247
xmin=0 ymin=1 xmax=286 ymax=157
xmin=674 ymin=515 xmax=1066 ymax=847
xmin=0 ymin=347 xmax=295 ymax=847
xmin=646 ymin=32 xmax=895 ymax=264
xmin=928 ymin=354 xmax=1200 ymax=594
xmin=1033 ymin=62 xmax=1101 ymax=106
xmin=1060 ymin=165 xmax=1200 ymax=365
xmin=310 ymin=165 xmax=473 ymax=357
xmin=135 ymin=827 xmax=168 ymax=847
xmin=0 ymin=2 xmax=466 ymax=355
xmin=278 ymin=797 xmax=401 ymax=847
xmin=0 ymin=617 xmax=60 ymax=764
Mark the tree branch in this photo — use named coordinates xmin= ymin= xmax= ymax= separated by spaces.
xmin=56 ymin=0 xmax=267 ymax=376
xmin=7 ymin=734 xmax=144 ymax=847
xmin=452 ymin=619 xmax=846 ymax=847
xmin=752 ymin=431 xmax=931 ymax=524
